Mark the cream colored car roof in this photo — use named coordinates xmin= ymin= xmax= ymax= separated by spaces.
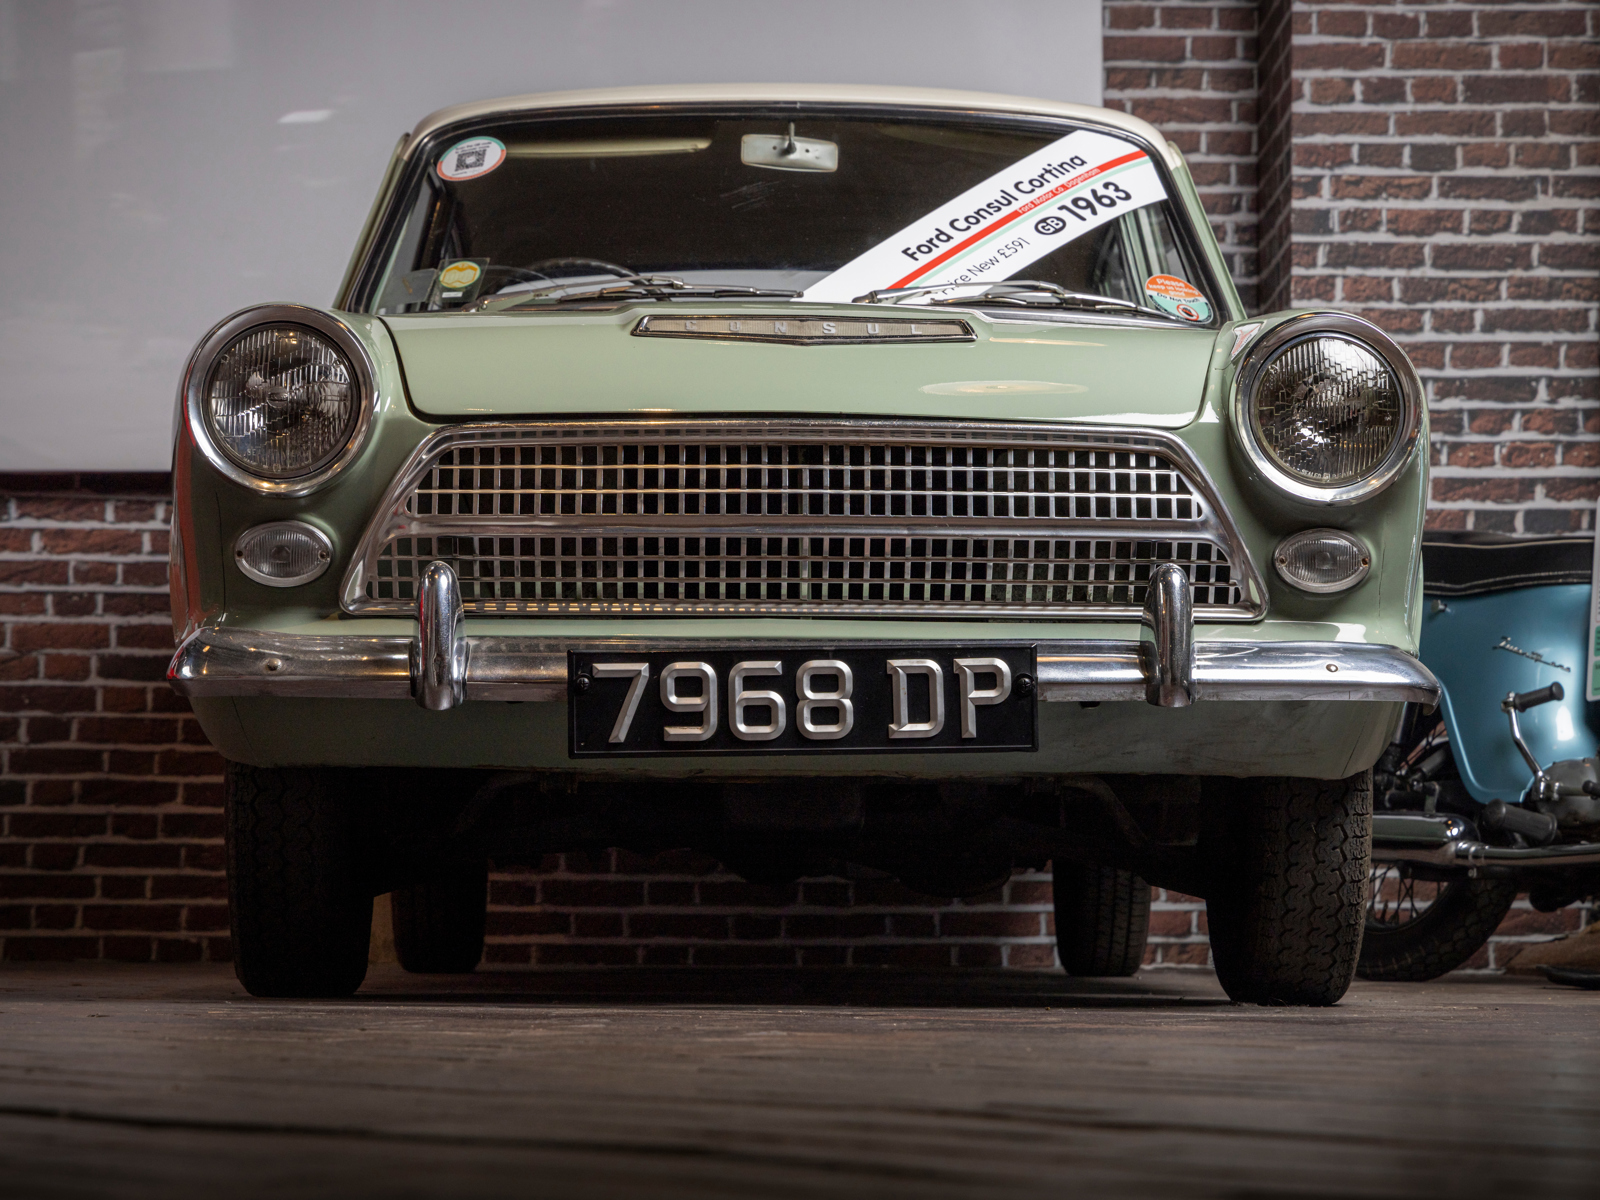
xmin=408 ymin=84 xmax=1182 ymax=168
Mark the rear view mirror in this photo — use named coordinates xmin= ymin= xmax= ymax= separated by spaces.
xmin=741 ymin=124 xmax=838 ymax=173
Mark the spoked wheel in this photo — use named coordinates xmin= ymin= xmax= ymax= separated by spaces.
xmin=1357 ymin=862 xmax=1517 ymax=982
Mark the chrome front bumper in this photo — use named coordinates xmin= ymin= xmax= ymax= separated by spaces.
xmin=168 ymin=624 xmax=1439 ymax=705
xmin=170 ymin=563 xmax=1438 ymax=709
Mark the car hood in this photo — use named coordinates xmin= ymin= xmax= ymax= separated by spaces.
xmin=382 ymin=306 xmax=1220 ymax=427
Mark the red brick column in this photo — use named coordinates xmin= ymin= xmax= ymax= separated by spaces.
xmin=1105 ymin=0 xmax=1263 ymax=309
xmin=1254 ymin=0 xmax=1600 ymax=534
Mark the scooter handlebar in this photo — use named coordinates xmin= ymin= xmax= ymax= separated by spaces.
xmin=1508 ymin=682 xmax=1564 ymax=712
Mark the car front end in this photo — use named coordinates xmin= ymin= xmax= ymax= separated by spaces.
xmin=168 ymin=86 xmax=1436 ymax=1002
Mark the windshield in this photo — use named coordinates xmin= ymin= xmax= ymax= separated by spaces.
xmin=369 ymin=111 xmax=1216 ymax=324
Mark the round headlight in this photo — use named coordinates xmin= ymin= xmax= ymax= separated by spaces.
xmin=1252 ymin=336 xmax=1400 ymax=485
xmin=1234 ymin=314 xmax=1421 ymax=505
xmin=204 ymin=325 xmax=358 ymax=479
xmin=1274 ymin=528 xmax=1371 ymax=594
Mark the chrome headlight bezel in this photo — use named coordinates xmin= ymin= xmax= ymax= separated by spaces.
xmin=182 ymin=304 xmax=378 ymax=496
xmin=1231 ymin=312 xmax=1423 ymax=507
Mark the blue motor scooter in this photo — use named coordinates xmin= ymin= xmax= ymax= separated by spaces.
xmin=1362 ymin=532 xmax=1600 ymax=981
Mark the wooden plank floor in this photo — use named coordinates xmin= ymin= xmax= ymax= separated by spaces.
xmin=0 ymin=964 xmax=1597 ymax=1198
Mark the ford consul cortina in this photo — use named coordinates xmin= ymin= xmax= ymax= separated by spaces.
xmin=168 ymin=85 xmax=1436 ymax=1002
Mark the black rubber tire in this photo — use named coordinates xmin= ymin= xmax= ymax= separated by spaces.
xmin=226 ymin=763 xmax=372 ymax=999
xmin=1053 ymin=863 xmax=1151 ymax=976
xmin=1204 ymin=772 xmax=1372 ymax=1006
xmin=392 ymin=858 xmax=489 ymax=974
xmin=1357 ymin=873 xmax=1518 ymax=982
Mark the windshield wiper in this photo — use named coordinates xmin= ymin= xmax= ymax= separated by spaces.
xmin=474 ymin=276 xmax=801 ymax=313
xmin=853 ymin=280 xmax=1182 ymax=322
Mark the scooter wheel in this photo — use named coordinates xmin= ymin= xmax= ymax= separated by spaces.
xmin=1358 ymin=864 xmax=1517 ymax=982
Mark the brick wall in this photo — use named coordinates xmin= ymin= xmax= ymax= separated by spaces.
xmin=481 ymin=857 xmax=1213 ymax=969
xmin=1256 ymin=0 xmax=1600 ymax=534
xmin=0 ymin=476 xmax=228 ymax=962
xmin=0 ymin=479 xmax=1586 ymax=970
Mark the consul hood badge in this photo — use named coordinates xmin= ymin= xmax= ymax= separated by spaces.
xmin=632 ymin=314 xmax=974 ymax=346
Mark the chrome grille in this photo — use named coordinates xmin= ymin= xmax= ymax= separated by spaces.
xmin=408 ymin=441 xmax=1205 ymax=524
xmin=367 ymin=534 xmax=1238 ymax=608
xmin=343 ymin=421 xmax=1264 ymax=620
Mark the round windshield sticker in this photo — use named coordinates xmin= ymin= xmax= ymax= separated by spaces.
xmin=438 ymin=260 xmax=483 ymax=290
xmin=1145 ymin=274 xmax=1212 ymax=322
xmin=437 ymin=136 xmax=506 ymax=182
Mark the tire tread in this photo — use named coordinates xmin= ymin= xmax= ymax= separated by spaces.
xmin=1357 ymin=874 xmax=1517 ymax=982
xmin=227 ymin=763 xmax=371 ymax=998
xmin=1054 ymin=863 xmax=1151 ymax=977
xmin=1207 ymin=772 xmax=1372 ymax=1006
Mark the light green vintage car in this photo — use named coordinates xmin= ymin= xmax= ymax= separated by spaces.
xmin=169 ymin=85 xmax=1436 ymax=1002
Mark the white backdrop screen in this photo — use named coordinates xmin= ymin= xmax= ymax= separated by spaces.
xmin=0 ymin=0 xmax=1103 ymax=470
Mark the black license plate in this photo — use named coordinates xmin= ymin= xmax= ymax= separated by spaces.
xmin=569 ymin=644 xmax=1036 ymax=757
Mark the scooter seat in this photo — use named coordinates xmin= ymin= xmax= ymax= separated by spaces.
xmin=1424 ymin=531 xmax=1593 ymax=597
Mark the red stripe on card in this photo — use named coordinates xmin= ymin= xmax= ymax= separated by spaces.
xmin=888 ymin=150 xmax=1149 ymax=290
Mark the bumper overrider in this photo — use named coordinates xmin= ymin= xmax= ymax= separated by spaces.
xmin=169 ymin=561 xmax=1440 ymax=710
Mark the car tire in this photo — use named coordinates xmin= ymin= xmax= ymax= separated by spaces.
xmin=1204 ymin=771 xmax=1372 ymax=1006
xmin=392 ymin=858 xmax=489 ymax=974
xmin=1357 ymin=870 xmax=1517 ymax=982
xmin=1053 ymin=862 xmax=1151 ymax=976
xmin=226 ymin=762 xmax=372 ymax=999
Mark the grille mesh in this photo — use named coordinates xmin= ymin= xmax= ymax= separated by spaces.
xmin=408 ymin=442 xmax=1203 ymax=524
xmin=349 ymin=426 xmax=1259 ymax=618
xmin=368 ymin=535 xmax=1239 ymax=611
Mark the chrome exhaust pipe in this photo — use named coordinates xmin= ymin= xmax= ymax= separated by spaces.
xmin=1372 ymin=811 xmax=1600 ymax=869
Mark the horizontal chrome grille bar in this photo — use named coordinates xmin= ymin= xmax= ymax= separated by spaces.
xmin=342 ymin=420 xmax=1266 ymax=620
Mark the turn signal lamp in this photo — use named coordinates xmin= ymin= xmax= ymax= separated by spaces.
xmin=234 ymin=521 xmax=334 ymax=587
xmin=1274 ymin=528 xmax=1371 ymax=594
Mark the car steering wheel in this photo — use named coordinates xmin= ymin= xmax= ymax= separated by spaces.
xmin=520 ymin=257 xmax=642 ymax=282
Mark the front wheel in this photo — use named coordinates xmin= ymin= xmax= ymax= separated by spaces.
xmin=1357 ymin=865 xmax=1517 ymax=981
xmin=1204 ymin=772 xmax=1372 ymax=1006
xmin=226 ymin=763 xmax=372 ymax=999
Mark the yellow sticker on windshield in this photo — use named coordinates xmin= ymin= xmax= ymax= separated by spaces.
xmin=434 ymin=258 xmax=488 ymax=306
xmin=438 ymin=261 xmax=483 ymax=290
